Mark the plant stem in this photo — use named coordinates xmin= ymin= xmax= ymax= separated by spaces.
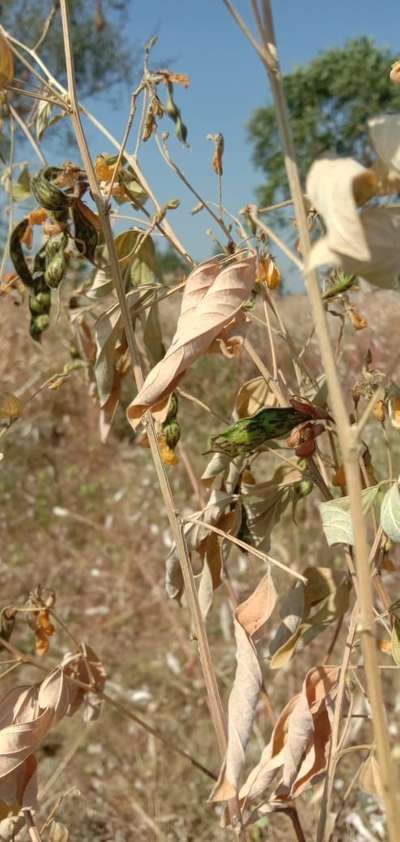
xmin=224 ymin=1 xmax=400 ymax=839
xmin=59 ymin=1 xmax=247 ymax=829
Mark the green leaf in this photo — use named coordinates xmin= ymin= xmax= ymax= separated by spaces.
xmin=114 ymin=230 xmax=156 ymax=286
xmin=319 ymin=485 xmax=381 ymax=546
xmin=391 ymin=618 xmax=400 ymax=665
xmin=11 ymin=165 xmax=31 ymax=202
xmin=35 ymin=100 xmax=65 ymax=140
xmin=380 ymin=482 xmax=400 ymax=542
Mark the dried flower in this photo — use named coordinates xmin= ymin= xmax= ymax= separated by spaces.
xmin=256 ymin=255 xmax=281 ymax=289
xmin=347 ymin=307 xmax=367 ymax=331
xmin=373 ymin=399 xmax=386 ymax=422
xmin=390 ymin=395 xmax=400 ymax=429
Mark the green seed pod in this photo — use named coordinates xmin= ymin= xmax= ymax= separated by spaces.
xmin=30 ymin=312 xmax=50 ymax=341
xmin=165 ymin=82 xmax=188 ymax=145
xmin=45 ymin=252 xmax=66 ymax=288
xmin=72 ymin=202 xmax=99 ymax=262
xmin=31 ymin=167 xmax=70 ymax=213
xmin=163 ymin=420 xmax=181 ymax=450
xmin=9 ymin=218 xmax=34 ymax=287
xmin=297 ymin=478 xmax=314 ymax=499
xmin=44 ymin=232 xmax=68 ymax=288
xmin=165 ymin=392 xmax=179 ymax=424
xmin=36 ymin=290 xmax=51 ymax=309
xmin=35 ymin=314 xmax=50 ymax=332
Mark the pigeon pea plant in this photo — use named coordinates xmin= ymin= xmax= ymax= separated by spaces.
xmin=0 ymin=0 xmax=400 ymax=839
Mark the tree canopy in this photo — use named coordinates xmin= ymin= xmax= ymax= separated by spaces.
xmin=1 ymin=0 xmax=135 ymax=99
xmin=248 ymin=38 xmax=400 ymax=208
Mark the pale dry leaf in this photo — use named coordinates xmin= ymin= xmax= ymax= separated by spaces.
xmin=0 ymin=647 xmax=105 ymax=816
xmin=127 ymin=256 xmax=256 ymax=428
xmin=306 ymin=156 xmax=400 ymax=289
xmin=368 ymin=114 xmax=400 ymax=175
xmin=269 ymin=567 xmax=350 ymax=669
xmin=212 ymin=573 xmax=277 ymax=802
xmin=235 ymin=376 xmax=277 ymax=418
xmin=239 ymin=667 xmax=339 ymax=809
xmin=359 ymin=753 xmax=384 ymax=803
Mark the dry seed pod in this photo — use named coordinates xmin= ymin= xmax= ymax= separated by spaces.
xmin=142 ymin=105 xmax=156 ymax=141
xmin=73 ymin=201 xmax=99 ymax=262
xmin=9 ymin=219 xmax=34 ymax=287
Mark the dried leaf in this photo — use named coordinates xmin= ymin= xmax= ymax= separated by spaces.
xmin=0 ymin=393 xmax=22 ymax=423
xmin=0 ymin=34 xmax=14 ymax=88
xmin=306 ymin=156 xmax=400 ymax=289
xmin=128 ymin=256 xmax=256 ymax=428
xmin=319 ymin=485 xmax=381 ymax=546
xmin=239 ymin=666 xmax=339 ymax=810
xmin=48 ymin=821 xmax=70 ymax=842
xmin=235 ymin=376 xmax=276 ymax=418
xmin=0 ymin=647 xmax=104 ymax=815
xmin=241 ymin=466 xmax=303 ymax=553
xmin=269 ymin=567 xmax=350 ymax=669
xmin=368 ymin=114 xmax=400 ymax=175
xmin=380 ymin=480 xmax=400 ymax=542
xmin=391 ymin=619 xmax=400 ymax=665
xmin=359 ymin=753 xmax=384 ymax=803
xmin=212 ymin=573 xmax=277 ymax=801
xmin=390 ymin=60 xmax=400 ymax=85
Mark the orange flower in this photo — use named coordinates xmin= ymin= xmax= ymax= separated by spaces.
xmin=29 ymin=208 xmax=47 ymax=225
xmin=35 ymin=609 xmax=55 ymax=656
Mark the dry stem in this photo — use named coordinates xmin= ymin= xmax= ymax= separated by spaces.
xmin=224 ymin=1 xmax=400 ymax=839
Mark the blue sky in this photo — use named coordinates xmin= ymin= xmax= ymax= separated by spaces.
xmin=77 ymin=2 xmax=399 ymax=265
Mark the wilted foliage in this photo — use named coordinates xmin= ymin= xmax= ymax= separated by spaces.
xmin=0 ymin=3 xmax=400 ymax=842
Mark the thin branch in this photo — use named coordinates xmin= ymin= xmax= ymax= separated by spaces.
xmin=183 ymin=515 xmax=307 ymax=582
xmin=243 ymin=204 xmax=304 ymax=271
xmin=155 ymin=133 xmax=233 ymax=243
xmin=8 ymin=102 xmax=46 ymax=164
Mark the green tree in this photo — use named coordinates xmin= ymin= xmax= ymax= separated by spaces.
xmin=1 ymin=0 xmax=135 ymax=99
xmin=248 ymin=38 xmax=400 ymax=208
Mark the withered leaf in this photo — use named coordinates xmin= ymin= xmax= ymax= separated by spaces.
xmin=128 ymin=256 xmax=256 ymax=428
xmin=212 ymin=572 xmax=277 ymax=802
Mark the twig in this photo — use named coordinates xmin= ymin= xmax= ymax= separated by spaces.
xmin=33 ymin=1 xmax=59 ymax=52
xmin=243 ymin=203 xmax=304 ymax=270
xmin=244 ymin=338 xmax=288 ymax=404
xmin=8 ymin=102 xmax=46 ymax=164
xmin=183 ymin=516 xmax=307 ymax=582
xmin=155 ymin=133 xmax=233 ymax=244
xmin=102 ymin=692 xmax=217 ymax=781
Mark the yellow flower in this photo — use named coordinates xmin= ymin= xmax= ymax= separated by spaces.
xmin=158 ymin=434 xmax=178 ymax=466
xmin=256 ymin=255 xmax=281 ymax=289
